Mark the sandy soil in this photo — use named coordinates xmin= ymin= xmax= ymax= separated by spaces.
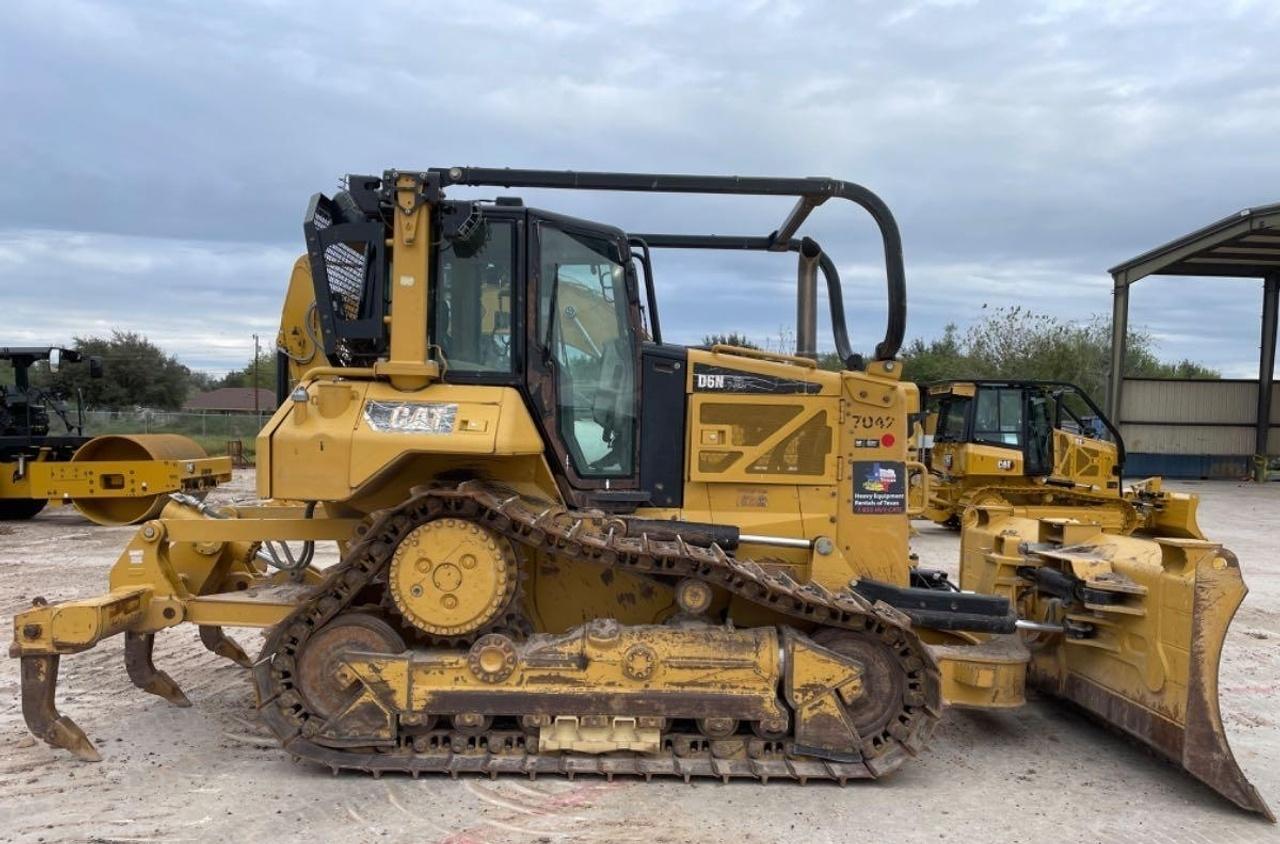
xmin=0 ymin=474 xmax=1276 ymax=843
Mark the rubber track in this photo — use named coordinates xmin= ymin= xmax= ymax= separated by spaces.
xmin=253 ymin=481 xmax=942 ymax=782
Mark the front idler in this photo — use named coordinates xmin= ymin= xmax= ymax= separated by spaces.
xmin=20 ymin=655 xmax=101 ymax=762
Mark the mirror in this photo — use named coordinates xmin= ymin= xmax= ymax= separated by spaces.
xmin=441 ymin=202 xmax=489 ymax=258
xmin=88 ymin=356 xmax=105 ymax=379
xmin=48 ymin=348 xmax=61 ymax=373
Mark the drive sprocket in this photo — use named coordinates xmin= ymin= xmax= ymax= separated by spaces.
xmin=387 ymin=517 xmax=518 ymax=637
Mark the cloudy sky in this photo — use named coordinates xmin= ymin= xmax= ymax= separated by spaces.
xmin=3 ymin=0 xmax=1278 ymax=377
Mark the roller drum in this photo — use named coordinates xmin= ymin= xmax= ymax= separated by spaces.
xmin=69 ymin=434 xmax=210 ymax=526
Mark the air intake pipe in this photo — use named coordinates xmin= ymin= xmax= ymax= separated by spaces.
xmin=796 ymin=238 xmax=821 ymax=360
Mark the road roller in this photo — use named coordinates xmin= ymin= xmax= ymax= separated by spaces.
xmin=1 ymin=346 xmax=231 ymax=524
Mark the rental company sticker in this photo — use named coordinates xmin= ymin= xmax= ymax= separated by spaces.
xmin=852 ymin=461 xmax=906 ymax=514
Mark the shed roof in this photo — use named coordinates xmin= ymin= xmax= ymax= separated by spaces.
xmin=184 ymin=387 xmax=276 ymax=412
xmin=1109 ymin=202 xmax=1280 ymax=285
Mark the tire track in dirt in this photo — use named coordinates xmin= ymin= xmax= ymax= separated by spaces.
xmin=366 ymin=778 xmax=647 ymax=844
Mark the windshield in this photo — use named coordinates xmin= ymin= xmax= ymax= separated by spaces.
xmin=973 ymin=387 xmax=1023 ymax=447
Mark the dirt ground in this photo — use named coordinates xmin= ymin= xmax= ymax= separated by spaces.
xmin=0 ymin=473 xmax=1276 ymax=843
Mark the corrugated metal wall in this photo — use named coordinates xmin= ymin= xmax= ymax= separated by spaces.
xmin=1118 ymin=378 xmax=1278 ymax=478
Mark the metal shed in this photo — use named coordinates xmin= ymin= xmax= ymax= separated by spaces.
xmin=1108 ymin=203 xmax=1280 ymax=480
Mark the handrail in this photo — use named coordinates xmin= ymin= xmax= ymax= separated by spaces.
xmin=710 ymin=344 xmax=819 ymax=369
xmin=299 ymin=366 xmax=377 ymax=383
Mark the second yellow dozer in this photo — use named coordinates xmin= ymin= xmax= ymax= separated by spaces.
xmin=920 ymin=380 xmax=1204 ymax=538
xmin=10 ymin=168 xmax=1270 ymax=819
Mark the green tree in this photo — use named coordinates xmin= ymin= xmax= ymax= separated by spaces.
xmin=700 ymin=333 xmax=760 ymax=349
xmin=815 ymin=351 xmax=851 ymax=371
xmin=898 ymin=306 xmax=1219 ymax=395
xmin=1125 ymin=347 xmax=1221 ymax=379
xmin=43 ymin=332 xmax=199 ymax=410
xmin=897 ymin=323 xmax=975 ymax=383
xmin=220 ymin=351 xmax=278 ymax=391
xmin=187 ymin=370 xmax=220 ymax=394
xmin=694 ymin=310 xmax=1217 ymax=391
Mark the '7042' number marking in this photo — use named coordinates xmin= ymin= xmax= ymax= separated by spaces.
xmin=851 ymin=415 xmax=895 ymax=429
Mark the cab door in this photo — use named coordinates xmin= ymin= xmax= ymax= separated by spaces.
xmin=526 ymin=217 xmax=644 ymax=505
xmin=1024 ymin=389 xmax=1054 ymax=476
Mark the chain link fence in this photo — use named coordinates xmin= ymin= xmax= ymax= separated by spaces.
xmin=80 ymin=409 xmax=269 ymax=461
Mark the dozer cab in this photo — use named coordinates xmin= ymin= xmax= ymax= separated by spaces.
xmin=920 ymin=380 xmax=1204 ymax=538
xmin=10 ymin=169 xmax=1270 ymax=819
xmin=1 ymin=346 xmax=230 ymax=524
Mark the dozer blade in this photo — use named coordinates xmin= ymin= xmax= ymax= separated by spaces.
xmin=1032 ymin=542 xmax=1273 ymax=821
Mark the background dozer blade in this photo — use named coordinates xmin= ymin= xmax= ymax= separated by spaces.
xmin=1034 ymin=546 xmax=1273 ymax=821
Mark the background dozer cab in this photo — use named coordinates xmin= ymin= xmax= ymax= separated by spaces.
xmin=0 ymin=346 xmax=230 ymax=524
xmin=920 ymin=379 xmax=1203 ymax=538
xmin=10 ymin=169 xmax=1270 ymax=819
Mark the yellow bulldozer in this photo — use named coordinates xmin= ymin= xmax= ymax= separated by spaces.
xmin=10 ymin=168 xmax=1270 ymax=820
xmin=919 ymin=380 xmax=1204 ymax=538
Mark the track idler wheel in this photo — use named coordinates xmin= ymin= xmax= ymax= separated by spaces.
xmin=295 ymin=613 xmax=406 ymax=719
xmin=809 ymin=628 xmax=909 ymax=758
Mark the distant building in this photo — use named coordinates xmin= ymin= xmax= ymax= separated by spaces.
xmin=184 ymin=387 xmax=277 ymax=414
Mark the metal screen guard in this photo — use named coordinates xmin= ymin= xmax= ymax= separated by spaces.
xmin=302 ymin=191 xmax=389 ymax=363
xmin=431 ymin=168 xmax=907 ymax=361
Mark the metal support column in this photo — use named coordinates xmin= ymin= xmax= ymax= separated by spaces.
xmin=1255 ymin=274 xmax=1279 ymax=480
xmin=1107 ymin=279 xmax=1130 ymax=419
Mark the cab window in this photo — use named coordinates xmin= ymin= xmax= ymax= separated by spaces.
xmin=539 ymin=226 xmax=636 ymax=477
xmin=934 ymin=396 xmax=970 ymax=442
xmin=433 ymin=221 xmax=515 ymax=373
xmin=1057 ymin=392 xmax=1107 ymax=440
xmin=973 ymin=388 xmax=1023 ymax=447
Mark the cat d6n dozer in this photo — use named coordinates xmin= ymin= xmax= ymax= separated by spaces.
xmin=1 ymin=346 xmax=231 ymax=524
xmin=919 ymin=380 xmax=1204 ymax=538
xmin=10 ymin=169 xmax=1270 ymax=819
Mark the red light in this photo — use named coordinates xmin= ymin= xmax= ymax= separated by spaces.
xmin=880 ymin=433 xmax=896 ymax=448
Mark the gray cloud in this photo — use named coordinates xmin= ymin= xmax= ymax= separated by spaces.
xmin=2 ymin=0 xmax=1277 ymax=376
